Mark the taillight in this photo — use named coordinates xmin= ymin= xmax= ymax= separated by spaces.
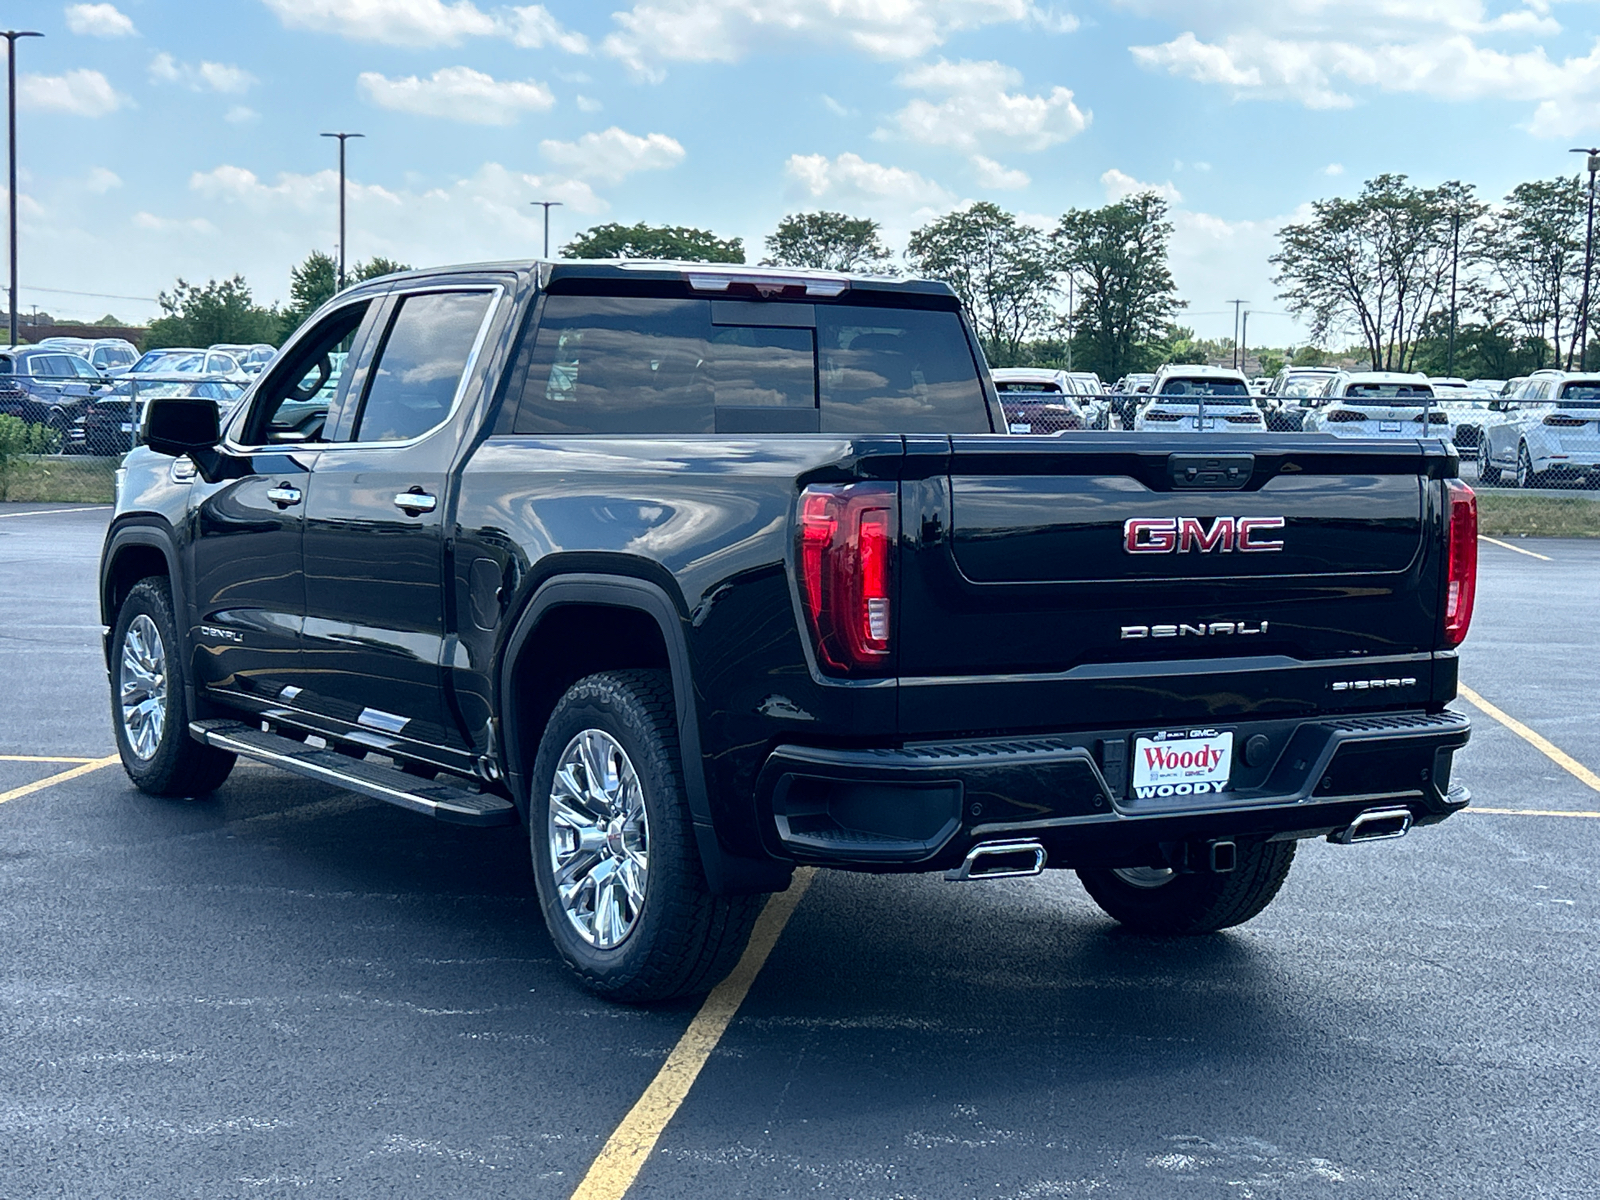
xmin=1544 ymin=414 xmax=1589 ymax=427
xmin=1327 ymin=409 xmax=1368 ymax=423
xmin=1444 ymin=480 xmax=1477 ymax=647
xmin=797 ymin=483 xmax=895 ymax=675
xmin=1412 ymin=411 xmax=1449 ymax=424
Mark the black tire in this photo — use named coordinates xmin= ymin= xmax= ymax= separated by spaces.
xmin=1077 ymin=841 xmax=1296 ymax=935
xmin=1476 ymin=441 xmax=1502 ymax=486
xmin=1517 ymin=442 xmax=1541 ymax=489
xmin=529 ymin=670 xmax=763 ymax=1003
xmin=110 ymin=577 xmax=236 ymax=797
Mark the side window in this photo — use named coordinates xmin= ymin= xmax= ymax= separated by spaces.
xmin=238 ymin=301 xmax=371 ymax=445
xmin=352 ymin=291 xmax=492 ymax=443
xmin=816 ymin=307 xmax=989 ymax=433
xmin=513 ymin=296 xmax=714 ymax=435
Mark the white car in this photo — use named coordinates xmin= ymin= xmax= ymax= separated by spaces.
xmin=1303 ymin=372 xmax=1448 ymax=438
xmin=1134 ymin=366 xmax=1265 ymax=433
xmin=1478 ymin=371 xmax=1600 ymax=487
xmin=991 ymin=367 xmax=1089 ymax=434
xmin=37 ymin=336 xmax=138 ymax=374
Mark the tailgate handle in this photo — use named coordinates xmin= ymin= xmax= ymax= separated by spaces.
xmin=1169 ymin=453 xmax=1254 ymax=490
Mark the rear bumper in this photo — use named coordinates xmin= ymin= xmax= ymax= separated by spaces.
xmin=754 ymin=709 xmax=1471 ymax=871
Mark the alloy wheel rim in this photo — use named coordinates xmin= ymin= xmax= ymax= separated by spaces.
xmin=1518 ymin=445 xmax=1531 ymax=487
xmin=547 ymin=729 xmax=649 ymax=950
xmin=119 ymin=614 xmax=168 ymax=761
xmin=1112 ymin=866 xmax=1176 ymax=889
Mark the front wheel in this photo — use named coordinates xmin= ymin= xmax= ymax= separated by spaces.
xmin=1077 ymin=841 xmax=1296 ymax=935
xmin=111 ymin=578 xmax=236 ymax=796
xmin=529 ymin=670 xmax=763 ymax=1003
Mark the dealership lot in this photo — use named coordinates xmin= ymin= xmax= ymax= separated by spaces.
xmin=2 ymin=504 xmax=1597 ymax=1199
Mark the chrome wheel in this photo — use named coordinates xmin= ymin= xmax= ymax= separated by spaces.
xmin=118 ymin=614 xmax=167 ymax=760
xmin=547 ymin=729 xmax=649 ymax=950
xmin=1112 ymin=866 xmax=1176 ymax=889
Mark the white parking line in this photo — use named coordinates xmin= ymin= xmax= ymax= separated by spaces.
xmin=1478 ymin=535 xmax=1552 ymax=561
xmin=0 ymin=506 xmax=113 ymax=520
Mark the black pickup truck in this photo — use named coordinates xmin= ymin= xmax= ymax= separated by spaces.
xmin=101 ymin=260 xmax=1477 ymax=1002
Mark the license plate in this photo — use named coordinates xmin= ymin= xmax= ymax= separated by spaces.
xmin=1131 ymin=729 xmax=1234 ymax=799
xmin=1192 ymin=418 xmax=1216 ymax=431
xmin=1379 ymin=420 xmax=1401 ymax=432
xmin=120 ymin=423 xmax=132 ymax=432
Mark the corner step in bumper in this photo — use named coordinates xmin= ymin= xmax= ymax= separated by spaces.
xmin=190 ymin=720 xmax=517 ymax=827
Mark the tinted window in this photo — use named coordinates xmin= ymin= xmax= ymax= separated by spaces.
xmin=355 ymin=291 xmax=492 ymax=443
xmin=1158 ymin=378 xmax=1250 ymax=398
xmin=996 ymin=381 xmax=1061 ymax=394
xmin=241 ymin=302 xmax=370 ymax=445
xmin=1343 ymin=383 xmax=1433 ymax=402
xmin=816 ymin=308 xmax=987 ymax=433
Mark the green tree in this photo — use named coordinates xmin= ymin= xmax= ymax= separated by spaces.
xmin=1481 ymin=176 xmax=1586 ymax=369
xmin=562 ymin=222 xmax=744 ymax=263
xmin=1053 ymin=192 xmax=1184 ymax=380
xmin=907 ymin=202 xmax=1057 ymax=365
xmin=1271 ymin=174 xmax=1484 ymax=371
xmin=280 ymin=252 xmax=415 ymax=339
xmin=145 ymin=276 xmax=280 ymax=350
xmin=761 ymin=211 xmax=896 ymax=272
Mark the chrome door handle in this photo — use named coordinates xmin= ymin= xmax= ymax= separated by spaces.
xmin=266 ymin=485 xmax=302 ymax=507
xmin=394 ymin=491 xmax=437 ymax=514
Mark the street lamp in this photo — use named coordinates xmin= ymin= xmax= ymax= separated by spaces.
xmin=3 ymin=29 xmax=42 ymax=347
xmin=321 ymin=131 xmax=364 ymax=290
xmin=531 ymin=200 xmax=562 ymax=259
xmin=1569 ymin=148 xmax=1600 ymax=371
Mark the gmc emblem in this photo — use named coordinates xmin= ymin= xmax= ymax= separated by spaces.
xmin=1124 ymin=516 xmax=1286 ymax=554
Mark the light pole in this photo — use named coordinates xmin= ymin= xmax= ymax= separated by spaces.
xmin=4 ymin=29 xmax=43 ymax=348
xmin=321 ymin=131 xmax=363 ymax=290
xmin=1569 ymin=148 xmax=1600 ymax=371
xmin=531 ymin=200 xmax=562 ymax=258
xmin=1228 ymin=299 xmax=1249 ymax=369
xmin=1240 ymin=310 xmax=1250 ymax=376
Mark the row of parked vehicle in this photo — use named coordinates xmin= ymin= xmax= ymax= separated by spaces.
xmin=0 ymin=336 xmax=273 ymax=454
xmin=992 ymin=361 xmax=1599 ymax=488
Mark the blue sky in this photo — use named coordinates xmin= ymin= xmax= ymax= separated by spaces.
xmin=9 ymin=0 xmax=1600 ymax=346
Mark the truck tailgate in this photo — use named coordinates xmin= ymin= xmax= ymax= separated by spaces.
xmin=896 ymin=435 xmax=1455 ymax=734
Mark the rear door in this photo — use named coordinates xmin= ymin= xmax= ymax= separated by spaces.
xmin=897 ymin=437 xmax=1447 ymax=736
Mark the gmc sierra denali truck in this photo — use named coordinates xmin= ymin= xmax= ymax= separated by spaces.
xmin=101 ymin=260 xmax=1476 ymax=1002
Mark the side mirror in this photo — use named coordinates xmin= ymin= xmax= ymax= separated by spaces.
xmin=143 ymin=396 xmax=220 ymax=457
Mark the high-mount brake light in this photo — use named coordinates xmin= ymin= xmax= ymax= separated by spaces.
xmin=1443 ymin=479 xmax=1477 ymax=647
xmin=797 ymin=483 xmax=895 ymax=674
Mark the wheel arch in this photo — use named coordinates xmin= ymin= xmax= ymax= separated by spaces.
xmin=100 ymin=518 xmax=188 ymax=662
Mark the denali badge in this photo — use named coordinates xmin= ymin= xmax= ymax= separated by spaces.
xmin=1124 ymin=516 xmax=1286 ymax=554
xmin=1121 ymin=621 xmax=1269 ymax=639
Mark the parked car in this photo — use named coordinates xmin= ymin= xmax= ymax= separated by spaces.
xmin=38 ymin=336 xmax=139 ymax=374
xmin=1134 ymin=365 xmax=1265 ymax=432
xmin=1435 ymin=395 xmax=1495 ymax=448
xmin=103 ymin=257 xmax=1476 ymax=1004
xmin=1066 ymin=371 xmax=1111 ymax=428
xmin=126 ymin=347 xmax=246 ymax=379
xmin=1110 ymin=372 xmax=1155 ymax=427
xmin=209 ymin=342 xmax=278 ymax=375
xmin=1303 ymin=372 xmax=1447 ymax=439
xmin=1261 ymin=366 xmax=1339 ymax=431
xmin=1478 ymin=370 xmax=1600 ymax=487
xmin=66 ymin=378 xmax=246 ymax=456
xmin=992 ymin=368 xmax=1086 ymax=433
xmin=0 ymin=346 xmax=108 ymax=434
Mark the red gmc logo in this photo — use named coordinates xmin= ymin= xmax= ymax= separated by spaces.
xmin=1124 ymin=516 xmax=1286 ymax=554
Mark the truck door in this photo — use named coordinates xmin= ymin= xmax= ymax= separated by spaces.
xmin=298 ymin=286 xmax=500 ymax=754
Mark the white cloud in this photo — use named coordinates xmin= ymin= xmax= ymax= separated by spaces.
xmin=888 ymin=59 xmax=1089 ymax=152
xmin=17 ymin=70 xmax=129 ymax=117
xmin=1193 ymin=161 xmax=1211 ymax=172
xmin=149 ymin=53 xmax=257 ymax=95
xmin=575 ymin=94 xmax=603 ymax=113
xmin=821 ymin=94 xmax=855 ymax=118
xmin=261 ymin=0 xmax=587 ymax=51
xmin=1323 ymin=162 xmax=1344 ymax=175
xmin=602 ymin=0 xmax=1069 ymax=79
xmin=85 ymin=167 xmax=122 ymax=193
xmin=785 ymin=151 xmax=953 ymax=206
xmin=1101 ymin=167 xmax=1182 ymax=204
xmin=359 ymin=67 xmax=555 ymax=125
xmin=971 ymin=155 xmax=1030 ymax=189
xmin=540 ymin=127 xmax=686 ymax=183
xmin=65 ymin=4 xmax=138 ymax=37
xmin=226 ymin=106 xmax=261 ymax=124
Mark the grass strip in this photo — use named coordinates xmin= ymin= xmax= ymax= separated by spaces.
xmin=0 ymin=456 xmax=119 ymax=504
xmin=1474 ymin=492 xmax=1600 ymax=539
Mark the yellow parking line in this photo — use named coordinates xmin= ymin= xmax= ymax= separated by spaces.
xmin=1459 ymin=684 xmax=1600 ymax=794
xmin=1466 ymin=807 xmax=1600 ymax=819
xmin=0 ymin=755 xmax=120 ymax=806
xmin=570 ymin=867 xmax=817 ymax=1200
xmin=1477 ymin=535 xmax=1552 ymax=561
xmin=0 ymin=506 xmax=113 ymax=520
xmin=0 ymin=754 xmax=103 ymax=764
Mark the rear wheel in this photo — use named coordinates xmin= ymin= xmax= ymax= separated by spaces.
xmin=111 ymin=578 xmax=236 ymax=797
xmin=529 ymin=670 xmax=763 ymax=1003
xmin=1516 ymin=442 xmax=1542 ymax=489
xmin=1476 ymin=440 xmax=1502 ymax=486
xmin=1077 ymin=841 xmax=1296 ymax=935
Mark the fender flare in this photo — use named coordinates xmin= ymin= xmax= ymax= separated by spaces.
xmin=498 ymin=573 xmax=792 ymax=896
xmin=100 ymin=516 xmax=212 ymax=721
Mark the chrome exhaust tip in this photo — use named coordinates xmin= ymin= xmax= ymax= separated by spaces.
xmin=1329 ymin=806 xmax=1413 ymax=845
xmin=944 ymin=839 xmax=1047 ymax=882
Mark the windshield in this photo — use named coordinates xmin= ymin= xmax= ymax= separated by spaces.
xmin=1342 ymin=383 xmax=1434 ymax=402
xmin=1281 ymin=378 xmax=1328 ymax=397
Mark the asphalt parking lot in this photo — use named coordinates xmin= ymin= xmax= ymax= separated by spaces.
xmin=2 ymin=503 xmax=1597 ymax=1200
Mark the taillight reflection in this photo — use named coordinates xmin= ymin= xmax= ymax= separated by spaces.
xmin=1444 ymin=479 xmax=1477 ymax=647
xmin=797 ymin=483 xmax=896 ymax=674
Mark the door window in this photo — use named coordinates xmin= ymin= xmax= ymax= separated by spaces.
xmin=352 ymin=291 xmax=493 ymax=443
xmin=237 ymin=301 xmax=371 ymax=446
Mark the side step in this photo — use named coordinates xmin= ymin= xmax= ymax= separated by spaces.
xmin=190 ymin=720 xmax=517 ymax=827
